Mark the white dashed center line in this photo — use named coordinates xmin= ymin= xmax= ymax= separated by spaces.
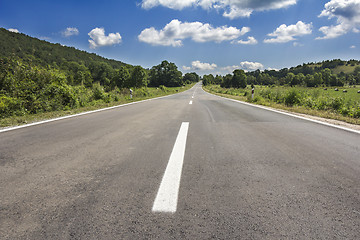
xmin=152 ymin=122 xmax=189 ymax=213
xmin=189 ymin=100 xmax=193 ymax=105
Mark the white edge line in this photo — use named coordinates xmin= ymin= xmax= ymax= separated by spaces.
xmin=152 ymin=122 xmax=189 ymax=213
xmin=0 ymin=86 xmax=196 ymax=134
xmin=202 ymin=87 xmax=360 ymax=135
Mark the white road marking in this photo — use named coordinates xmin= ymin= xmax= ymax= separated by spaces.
xmin=152 ymin=122 xmax=189 ymax=213
xmin=192 ymin=96 xmax=194 ymax=98
xmin=189 ymin=101 xmax=193 ymax=105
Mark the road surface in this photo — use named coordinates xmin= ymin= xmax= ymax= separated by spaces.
xmin=1 ymin=83 xmax=359 ymax=239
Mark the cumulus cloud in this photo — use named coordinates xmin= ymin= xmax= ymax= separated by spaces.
xmin=141 ymin=0 xmax=197 ymax=10
xmin=183 ymin=60 xmax=265 ymax=74
xmin=62 ymin=27 xmax=79 ymax=37
xmin=239 ymin=61 xmax=264 ymax=71
xmin=88 ymin=28 xmax=122 ymax=49
xmin=317 ymin=0 xmax=360 ymax=39
xmin=141 ymin=0 xmax=297 ymax=18
xmin=264 ymin=21 xmax=312 ymax=43
xmin=232 ymin=36 xmax=258 ymax=45
xmin=192 ymin=61 xmax=218 ymax=70
xmin=8 ymin=28 xmax=19 ymax=33
xmin=183 ymin=60 xmax=217 ymax=71
xmin=138 ymin=19 xmax=250 ymax=47
xmin=350 ymin=45 xmax=356 ymax=48
xmin=220 ymin=61 xmax=264 ymax=73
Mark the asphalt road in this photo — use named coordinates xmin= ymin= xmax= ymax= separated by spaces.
xmin=1 ymin=83 xmax=359 ymax=239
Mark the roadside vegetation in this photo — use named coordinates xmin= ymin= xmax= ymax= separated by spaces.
xmin=0 ymin=28 xmax=199 ymax=127
xmin=202 ymin=59 xmax=360 ymax=125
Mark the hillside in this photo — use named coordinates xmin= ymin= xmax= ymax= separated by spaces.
xmin=0 ymin=28 xmax=196 ymax=120
xmin=307 ymin=59 xmax=360 ymax=75
xmin=0 ymin=28 xmax=130 ymax=70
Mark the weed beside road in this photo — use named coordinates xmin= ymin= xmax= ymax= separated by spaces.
xmin=204 ymin=85 xmax=360 ymax=125
xmin=0 ymin=84 xmax=194 ymax=128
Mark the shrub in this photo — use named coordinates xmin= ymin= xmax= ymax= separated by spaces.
xmin=134 ymin=88 xmax=150 ymax=97
xmin=92 ymin=82 xmax=106 ymax=100
xmin=159 ymin=85 xmax=167 ymax=92
xmin=0 ymin=95 xmax=23 ymax=117
xmin=329 ymin=97 xmax=344 ymax=111
xmin=285 ymin=89 xmax=301 ymax=106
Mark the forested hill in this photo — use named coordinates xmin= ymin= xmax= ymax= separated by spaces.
xmin=0 ymin=28 xmax=200 ymax=119
xmin=0 ymin=28 xmax=130 ymax=69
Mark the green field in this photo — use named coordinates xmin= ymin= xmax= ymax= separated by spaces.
xmin=204 ymin=85 xmax=360 ymax=125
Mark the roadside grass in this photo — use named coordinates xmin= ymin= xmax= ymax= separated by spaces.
xmin=0 ymin=84 xmax=194 ymax=128
xmin=203 ymin=85 xmax=360 ymax=125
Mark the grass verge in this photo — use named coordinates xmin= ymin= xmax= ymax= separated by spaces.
xmin=1 ymin=84 xmax=194 ymax=128
xmin=203 ymin=85 xmax=360 ymax=125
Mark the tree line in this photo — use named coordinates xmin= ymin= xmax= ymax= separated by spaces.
xmin=203 ymin=59 xmax=360 ymax=88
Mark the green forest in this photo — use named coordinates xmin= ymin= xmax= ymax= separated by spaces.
xmin=202 ymin=59 xmax=360 ymax=88
xmin=0 ymin=28 xmax=199 ymax=119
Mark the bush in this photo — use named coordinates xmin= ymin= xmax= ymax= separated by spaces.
xmin=329 ymin=97 xmax=344 ymax=111
xmin=0 ymin=95 xmax=24 ymax=117
xmin=134 ymin=88 xmax=150 ymax=97
xmin=285 ymin=89 xmax=301 ymax=106
xmin=159 ymin=85 xmax=167 ymax=92
xmin=92 ymin=82 xmax=106 ymax=100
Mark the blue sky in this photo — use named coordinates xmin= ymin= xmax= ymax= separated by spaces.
xmin=1 ymin=0 xmax=359 ymax=75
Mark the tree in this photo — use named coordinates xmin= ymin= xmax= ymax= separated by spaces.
xmin=214 ymin=75 xmax=223 ymax=85
xmin=313 ymin=72 xmax=323 ymax=86
xmin=305 ymin=74 xmax=315 ymax=87
xmin=220 ymin=74 xmax=232 ymax=88
xmin=113 ymin=66 xmax=130 ymax=89
xmin=148 ymin=60 xmax=183 ymax=87
xmin=127 ymin=66 xmax=147 ymax=88
xmin=286 ymin=73 xmax=295 ymax=86
xmin=321 ymin=68 xmax=331 ymax=86
xmin=202 ymin=74 xmax=215 ymax=86
xmin=232 ymin=69 xmax=247 ymax=88
xmin=183 ymin=72 xmax=199 ymax=84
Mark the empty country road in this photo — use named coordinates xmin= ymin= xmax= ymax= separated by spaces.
xmin=1 ymin=82 xmax=359 ymax=239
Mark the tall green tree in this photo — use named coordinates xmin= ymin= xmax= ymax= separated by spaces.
xmin=232 ymin=69 xmax=247 ymax=88
xmin=113 ymin=66 xmax=130 ymax=89
xmin=183 ymin=72 xmax=199 ymax=84
xmin=149 ymin=60 xmax=183 ymax=87
xmin=127 ymin=66 xmax=147 ymax=88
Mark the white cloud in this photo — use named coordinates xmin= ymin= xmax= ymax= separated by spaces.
xmin=141 ymin=0 xmax=197 ymax=10
xmin=141 ymin=0 xmax=297 ymax=19
xmin=88 ymin=27 xmax=122 ymax=49
xmin=182 ymin=66 xmax=192 ymax=71
xmin=350 ymin=45 xmax=356 ymax=48
xmin=317 ymin=0 xmax=360 ymax=39
xmin=221 ymin=65 xmax=240 ymax=73
xmin=62 ymin=27 xmax=79 ymax=37
xmin=183 ymin=60 xmax=265 ymax=75
xmin=8 ymin=28 xmax=19 ymax=33
xmin=220 ymin=61 xmax=264 ymax=74
xmin=138 ymin=19 xmax=249 ymax=47
xmin=232 ymin=36 xmax=258 ymax=45
xmin=267 ymin=67 xmax=280 ymax=71
xmin=264 ymin=21 xmax=312 ymax=43
xmin=183 ymin=60 xmax=218 ymax=71
xmin=317 ymin=24 xmax=348 ymax=39
xmin=239 ymin=61 xmax=264 ymax=71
